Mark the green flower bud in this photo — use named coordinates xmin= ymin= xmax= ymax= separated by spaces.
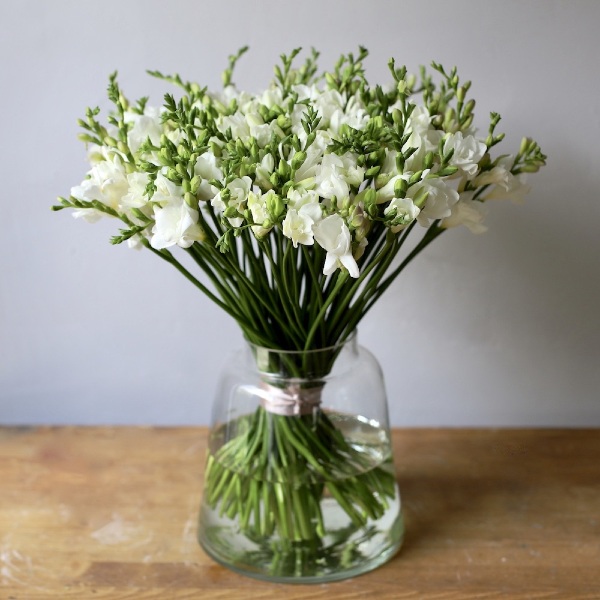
xmin=375 ymin=173 xmax=392 ymax=189
xmin=438 ymin=166 xmax=459 ymax=177
xmin=325 ymin=72 xmax=337 ymax=88
xmin=520 ymin=137 xmax=532 ymax=155
xmin=190 ymin=176 xmax=201 ymax=195
xmin=409 ymin=170 xmax=423 ymax=185
xmin=412 ymin=187 xmax=429 ymax=209
xmin=394 ymin=177 xmax=408 ymax=198
xmin=266 ymin=193 xmax=284 ymax=219
xmin=239 ymin=163 xmax=252 ymax=178
xmin=424 ymin=152 xmax=434 ymax=170
xmin=276 ymin=114 xmax=291 ymax=130
xmin=269 ymin=172 xmax=281 ymax=188
xmin=281 ymin=181 xmax=294 ymax=197
xmin=291 ymin=151 xmax=307 ymax=171
xmin=464 ymin=99 xmax=476 ymax=115
xmin=182 ymin=179 xmax=191 ymax=193
xmin=277 ymin=159 xmax=290 ymax=179
xmin=104 ymin=136 xmax=118 ymax=147
xmin=159 ymin=147 xmax=173 ymax=165
xmin=166 ymin=168 xmax=180 ymax=182
xmin=520 ymin=163 xmax=541 ymax=173
xmin=224 ymin=206 xmax=239 ymax=218
xmin=184 ymin=192 xmax=196 ymax=208
xmin=395 ymin=154 xmax=405 ymax=172
xmin=77 ymin=133 xmax=97 ymax=144
xmin=365 ymin=165 xmax=381 ymax=178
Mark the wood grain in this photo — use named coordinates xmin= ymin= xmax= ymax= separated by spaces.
xmin=0 ymin=427 xmax=598 ymax=599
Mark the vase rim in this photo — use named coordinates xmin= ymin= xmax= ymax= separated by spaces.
xmin=245 ymin=330 xmax=358 ymax=356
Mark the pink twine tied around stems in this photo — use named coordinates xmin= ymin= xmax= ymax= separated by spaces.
xmin=257 ymin=382 xmax=322 ymax=416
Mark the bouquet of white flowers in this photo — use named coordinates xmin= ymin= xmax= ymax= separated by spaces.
xmin=55 ymin=47 xmax=545 ymax=581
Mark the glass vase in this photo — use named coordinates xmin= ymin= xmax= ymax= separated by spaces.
xmin=197 ymin=332 xmax=403 ymax=583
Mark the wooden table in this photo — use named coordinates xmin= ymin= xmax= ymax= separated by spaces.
xmin=0 ymin=427 xmax=598 ymax=599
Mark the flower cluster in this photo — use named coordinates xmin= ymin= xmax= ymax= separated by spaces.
xmin=55 ymin=48 xmax=545 ymax=350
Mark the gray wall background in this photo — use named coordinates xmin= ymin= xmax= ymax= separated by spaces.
xmin=1 ymin=0 xmax=599 ymax=426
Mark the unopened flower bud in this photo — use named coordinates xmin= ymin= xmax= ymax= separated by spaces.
xmin=291 ymin=151 xmax=307 ymax=171
xmin=224 ymin=206 xmax=238 ymax=218
xmin=394 ymin=177 xmax=408 ymax=198
xmin=276 ymin=114 xmax=291 ymax=130
xmin=325 ymin=72 xmax=337 ymax=88
xmin=277 ymin=159 xmax=290 ymax=178
xmin=184 ymin=192 xmax=196 ymax=208
xmin=520 ymin=163 xmax=541 ymax=173
xmin=190 ymin=176 xmax=201 ymax=195
xmin=270 ymin=172 xmax=281 ymax=188
xmin=166 ymin=168 xmax=179 ymax=182
xmin=266 ymin=192 xmax=284 ymax=219
xmin=520 ymin=137 xmax=532 ymax=155
xmin=409 ymin=170 xmax=423 ymax=185
xmin=424 ymin=152 xmax=434 ymax=170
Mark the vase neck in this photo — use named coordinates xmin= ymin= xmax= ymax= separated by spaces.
xmin=246 ymin=332 xmax=358 ymax=381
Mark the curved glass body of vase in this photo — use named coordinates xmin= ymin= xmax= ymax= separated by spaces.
xmin=197 ymin=332 xmax=403 ymax=583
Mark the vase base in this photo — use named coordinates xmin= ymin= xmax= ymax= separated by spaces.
xmin=198 ymin=498 xmax=404 ymax=584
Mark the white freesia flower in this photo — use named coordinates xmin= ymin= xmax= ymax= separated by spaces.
xmin=484 ymin=173 xmax=530 ymax=204
xmin=125 ymin=107 xmax=162 ymax=154
xmin=247 ymin=190 xmax=273 ymax=238
xmin=376 ymin=174 xmax=410 ymax=204
xmin=315 ymin=153 xmax=364 ymax=201
xmin=194 ymin=152 xmax=223 ymax=201
xmin=329 ymin=100 xmax=368 ymax=135
xmin=287 ymin=188 xmax=320 ymax=210
xmin=443 ymin=132 xmax=487 ymax=177
xmin=442 ymin=192 xmax=487 ymax=233
xmin=404 ymin=106 xmax=443 ymax=157
xmin=260 ymin=86 xmax=284 ymax=108
xmin=282 ymin=207 xmax=316 ymax=248
xmin=70 ymin=153 xmax=129 ymax=221
xmin=313 ymin=214 xmax=359 ymax=278
xmin=315 ymin=154 xmax=350 ymax=200
xmin=219 ymin=113 xmax=250 ymax=140
xmin=255 ymin=154 xmax=275 ymax=190
xmin=411 ymin=176 xmax=460 ymax=226
xmin=121 ymin=172 xmax=149 ymax=210
xmin=313 ymin=89 xmax=345 ymax=124
xmin=149 ymin=173 xmax=203 ymax=249
xmin=482 ymin=158 xmax=530 ymax=204
xmin=283 ymin=190 xmax=322 ymax=246
xmin=384 ymin=197 xmax=421 ymax=232
xmin=211 ymin=176 xmax=252 ymax=227
xmin=151 ymin=199 xmax=204 ymax=249
xmin=473 ymin=165 xmax=510 ymax=189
